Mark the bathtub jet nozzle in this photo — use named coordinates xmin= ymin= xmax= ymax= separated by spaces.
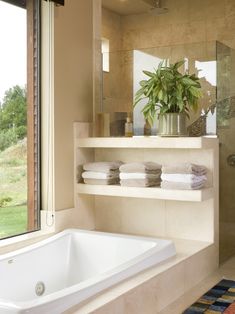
xmin=35 ymin=281 xmax=45 ymax=296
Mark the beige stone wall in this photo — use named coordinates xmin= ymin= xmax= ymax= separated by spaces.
xmin=102 ymin=8 xmax=133 ymax=113
xmin=102 ymin=8 xmax=121 ymax=113
xmin=54 ymin=0 xmax=93 ymax=210
xmin=101 ymin=0 xmax=235 ymax=120
xmin=102 ymin=8 xmax=122 ymax=53
xmin=121 ymin=0 xmax=235 ymax=50
xmin=100 ymin=1 xmax=235 ymax=262
xmin=120 ymin=0 xmax=235 ymax=110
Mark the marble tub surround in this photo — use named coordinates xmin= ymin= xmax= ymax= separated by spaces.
xmin=158 ymin=255 xmax=235 ymax=314
xmin=0 ymin=230 xmax=176 ymax=313
xmin=65 ymin=239 xmax=216 ymax=314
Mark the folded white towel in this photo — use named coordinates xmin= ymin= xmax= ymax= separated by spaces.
xmin=84 ymin=178 xmax=119 ymax=185
xmin=161 ymin=174 xmax=207 ymax=183
xmin=120 ymin=178 xmax=161 ymax=187
xmin=120 ymin=173 xmax=161 ymax=180
xmin=120 ymin=162 xmax=161 ymax=173
xmin=82 ymin=171 xmax=119 ymax=179
xmin=83 ymin=161 xmax=123 ymax=172
xmin=161 ymin=181 xmax=205 ymax=190
xmin=162 ymin=163 xmax=207 ymax=175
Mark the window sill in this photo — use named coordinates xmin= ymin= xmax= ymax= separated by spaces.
xmin=0 ymin=210 xmax=55 ymax=253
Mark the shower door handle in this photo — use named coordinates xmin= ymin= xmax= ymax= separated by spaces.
xmin=227 ymin=154 xmax=235 ymax=167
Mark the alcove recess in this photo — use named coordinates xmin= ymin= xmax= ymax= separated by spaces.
xmin=74 ymin=122 xmax=219 ymax=294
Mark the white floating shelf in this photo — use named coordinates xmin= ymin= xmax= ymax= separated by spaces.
xmin=75 ymin=136 xmax=217 ymax=149
xmin=76 ymin=184 xmax=213 ymax=202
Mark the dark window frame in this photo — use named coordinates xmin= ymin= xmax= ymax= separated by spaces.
xmin=2 ymin=0 xmax=64 ymax=9
xmin=26 ymin=0 xmax=41 ymax=232
xmin=0 ymin=0 xmax=41 ymax=239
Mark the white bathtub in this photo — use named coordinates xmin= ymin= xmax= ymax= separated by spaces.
xmin=0 ymin=229 xmax=176 ymax=314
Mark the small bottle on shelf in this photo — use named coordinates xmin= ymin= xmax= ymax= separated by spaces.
xmin=125 ymin=116 xmax=133 ymax=137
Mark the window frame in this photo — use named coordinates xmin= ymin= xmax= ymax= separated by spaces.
xmin=26 ymin=0 xmax=41 ymax=233
xmin=0 ymin=0 xmax=56 ymax=248
xmin=0 ymin=0 xmax=41 ymax=240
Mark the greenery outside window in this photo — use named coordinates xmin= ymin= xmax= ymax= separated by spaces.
xmin=0 ymin=0 xmax=41 ymax=239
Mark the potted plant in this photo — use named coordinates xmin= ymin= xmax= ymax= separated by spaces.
xmin=134 ymin=60 xmax=202 ymax=136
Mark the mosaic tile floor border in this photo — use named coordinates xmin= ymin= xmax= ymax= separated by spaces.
xmin=183 ymin=279 xmax=235 ymax=314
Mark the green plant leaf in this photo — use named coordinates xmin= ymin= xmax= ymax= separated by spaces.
xmin=158 ymin=90 xmax=164 ymax=101
xmin=189 ymin=86 xmax=202 ymax=98
xmin=143 ymin=70 xmax=154 ymax=78
xmin=181 ymin=76 xmax=198 ymax=86
xmin=134 ymin=59 xmax=202 ymax=120
xmin=157 ymin=60 xmax=164 ymax=70
xmin=174 ymin=60 xmax=185 ymax=70
xmin=139 ymin=80 xmax=147 ymax=87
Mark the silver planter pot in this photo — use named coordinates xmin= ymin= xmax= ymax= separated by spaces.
xmin=158 ymin=113 xmax=188 ymax=137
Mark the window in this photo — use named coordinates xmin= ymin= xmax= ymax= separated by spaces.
xmin=0 ymin=0 xmax=40 ymax=239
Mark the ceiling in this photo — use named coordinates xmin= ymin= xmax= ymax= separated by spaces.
xmin=102 ymin=0 xmax=153 ymax=16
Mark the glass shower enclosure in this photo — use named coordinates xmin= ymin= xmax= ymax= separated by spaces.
xmin=98 ymin=41 xmax=218 ymax=136
xmin=96 ymin=41 xmax=235 ymax=263
xmin=217 ymin=42 xmax=235 ymax=263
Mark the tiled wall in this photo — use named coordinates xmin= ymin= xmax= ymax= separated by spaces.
xmin=120 ymin=0 xmax=235 ymax=50
xmin=101 ymin=0 xmax=235 ymax=118
xmin=101 ymin=0 xmax=235 ymax=262
xmin=54 ymin=0 xmax=93 ymax=210
xmin=102 ymin=8 xmax=133 ymax=113
xmin=94 ymin=146 xmax=217 ymax=243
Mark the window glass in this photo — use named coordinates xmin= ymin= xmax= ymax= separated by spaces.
xmin=0 ymin=0 xmax=40 ymax=239
xmin=102 ymin=38 xmax=110 ymax=72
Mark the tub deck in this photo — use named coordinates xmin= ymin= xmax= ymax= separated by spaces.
xmin=65 ymin=237 xmax=215 ymax=314
xmin=0 ymin=229 xmax=176 ymax=314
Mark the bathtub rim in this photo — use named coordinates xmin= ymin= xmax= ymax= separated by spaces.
xmin=0 ymin=228 xmax=174 ymax=262
xmin=0 ymin=228 xmax=176 ymax=312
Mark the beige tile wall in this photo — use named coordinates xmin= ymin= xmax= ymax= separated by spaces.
xmin=102 ymin=8 xmax=122 ymax=53
xmin=101 ymin=0 xmax=235 ymax=120
xmin=94 ymin=146 xmax=216 ymax=242
xmin=54 ymin=0 xmax=93 ymax=211
xmin=100 ymin=2 xmax=235 ymax=262
xmin=120 ymin=0 xmax=235 ymax=50
xmin=101 ymin=0 xmax=235 ymax=121
xmin=102 ymin=8 xmax=133 ymax=113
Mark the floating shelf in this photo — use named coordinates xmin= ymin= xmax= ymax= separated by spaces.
xmin=76 ymin=184 xmax=213 ymax=202
xmin=76 ymin=136 xmax=218 ymax=149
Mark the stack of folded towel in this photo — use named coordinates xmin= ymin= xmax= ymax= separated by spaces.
xmin=119 ymin=162 xmax=162 ymax=187
xmin=161 ymin=163 xmax=207 ymax=190
xmin=82 ymin=161 xmax=123 ymax=185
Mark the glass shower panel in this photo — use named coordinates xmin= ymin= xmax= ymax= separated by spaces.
xmin=102 ymin=50 xmax=133 ymax=114
xmin=96 ymin=50 xmax=134 ymax=137
xmin=96 ymin=42 xmax=218 ymax=136
xmin=133 ymin=42 xmax=217 ymax=135
xmin=217 ymin=42 xmax=235 ymax=263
